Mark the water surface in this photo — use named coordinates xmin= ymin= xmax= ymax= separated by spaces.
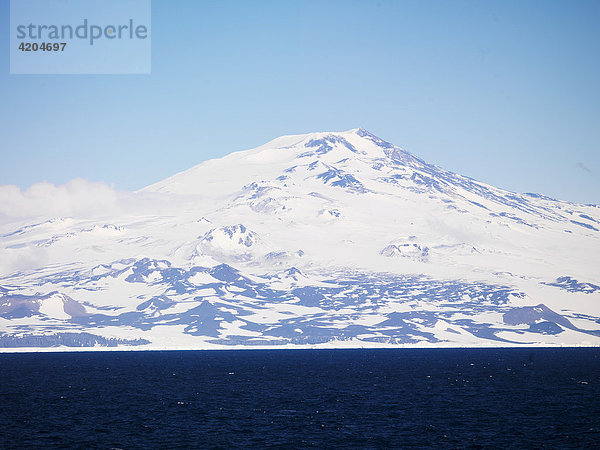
xmin=0 ymin=348 xmax=598 ymax=447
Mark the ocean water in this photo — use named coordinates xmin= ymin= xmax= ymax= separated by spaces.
xmin=0 ymin=348 xmax=598 ymax=448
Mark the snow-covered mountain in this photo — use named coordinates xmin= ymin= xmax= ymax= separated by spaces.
xmin=1 ymin=128 xmax=599 ymax=349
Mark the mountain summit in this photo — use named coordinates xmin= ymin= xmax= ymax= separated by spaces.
xmin=144 ymin=128 xmax=425 ymax=196
xmin=1 ymin=130 xmax=599 ymax=349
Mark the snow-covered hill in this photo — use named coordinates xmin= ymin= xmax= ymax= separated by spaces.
xmin=1 ymin=128 xmax=599 ymax=350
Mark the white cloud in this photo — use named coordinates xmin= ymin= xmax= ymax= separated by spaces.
xmin=0 ymin=178 xmax=180 ymax=221
xmin=0 ymin=179 xmax=121 ymax=219
xmin=0 ymin=245 xmax=49 ymax=275
xmin=0 ymin=179 xmax=190 ymax=275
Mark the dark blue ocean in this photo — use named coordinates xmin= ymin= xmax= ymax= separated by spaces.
xmin=0 ymin=348 xmax=599 ymax=448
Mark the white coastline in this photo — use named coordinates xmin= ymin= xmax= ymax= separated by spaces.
xmin=2 ymin=341 xmax=599 ymax=354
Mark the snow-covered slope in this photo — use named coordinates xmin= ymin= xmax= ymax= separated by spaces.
xmin=1 ymin=128 xmax=599 ymax=350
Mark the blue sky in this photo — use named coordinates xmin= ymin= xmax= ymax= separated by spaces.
xmin=1 ymin=0 xmax=599 ymax=203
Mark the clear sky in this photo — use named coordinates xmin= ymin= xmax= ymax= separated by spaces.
xmin=1 ymin=0 xmax=599 ymax=204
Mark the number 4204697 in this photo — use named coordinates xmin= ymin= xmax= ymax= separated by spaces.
xmin=18 ymin=42 xmax=66 ymax=51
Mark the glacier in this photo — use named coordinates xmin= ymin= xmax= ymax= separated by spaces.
xmin=0 ymin=128 xmax=599 ymax=350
